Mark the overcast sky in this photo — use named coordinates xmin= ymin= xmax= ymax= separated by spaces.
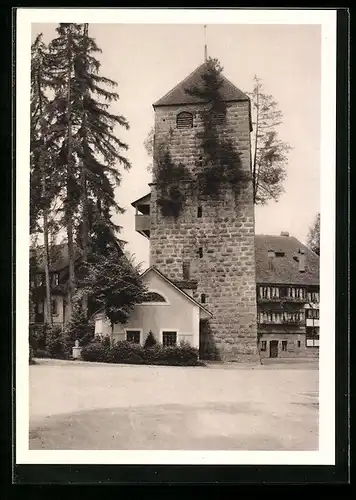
xmin=32 ymin=23 xmax=321 ymax=269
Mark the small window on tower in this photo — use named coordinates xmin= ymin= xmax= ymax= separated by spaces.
xmin=176 ymin=112 xmax=193 ymax=129
xmin=197 ymin=206 xmax=202 ymax=218
xmin=212 ymin=112 xmax=226 ymax=125
xmin=198 ymin=247 xmax=203 ymax=258
xmin=201 ymin=293 xmax=206 ymax=304
xmin=182 ymin=261 xmax=190 ymax=280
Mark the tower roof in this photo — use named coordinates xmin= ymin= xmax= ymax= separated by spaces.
xmin=153 ymin=62 xmax=250 ymax=108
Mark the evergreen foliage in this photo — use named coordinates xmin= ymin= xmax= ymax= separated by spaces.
xmin=307 ymin=213 xmax=320 ymax=256
xmin=78 ymin=251 xmax=148 ymax=326
xmin=151 ymin=57 xmax=248 ymax=217
xmin=248 ymin=75 xmax=291 ymax=204
xmin=154 ymin=147 xmax=192 ymax=217
xmin=143 ymin=330 xmax=157 ymax=348
xmin=30 ymin=23 xmax=142 ymax=326
xmin=145 ymin=63 xmax=291 ymax=208
xmin=185 ymin=58 xmax=247 ymax=197
xmin=64 ymin=303 xmax=95 ymax=346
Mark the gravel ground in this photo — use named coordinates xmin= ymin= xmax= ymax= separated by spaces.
xmin=29 ymin=358 xmax=319 ymax=451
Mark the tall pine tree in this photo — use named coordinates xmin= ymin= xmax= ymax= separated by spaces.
xmin=45 ymin=23 xmax=132 ymax=319
xmin=30 ymin=33 xmax=54 ymax=325
xmin=45 ymin=23 xmax=84 ymax=319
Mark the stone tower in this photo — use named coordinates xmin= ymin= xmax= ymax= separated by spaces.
xmin=135 ymin=62 xmax=259 ymax=362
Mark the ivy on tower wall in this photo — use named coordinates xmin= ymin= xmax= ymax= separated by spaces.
xmin=153 ymin=57 xmax=249 ymax=217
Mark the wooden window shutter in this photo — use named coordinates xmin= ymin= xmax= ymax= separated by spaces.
xmin=177 ymin=112 xmax=193 ymax=129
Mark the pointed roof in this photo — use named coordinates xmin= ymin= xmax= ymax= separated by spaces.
xmin=141 ymin=266 xmax=213 ymax=318
xmin=153 ymin=62 xmax=250 ymax=108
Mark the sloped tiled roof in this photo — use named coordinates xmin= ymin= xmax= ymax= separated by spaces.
xmin=153 ymin=62 xmax=250 ymax=108
xmin=255 ymin=234 xmax=319 ymax=286
xmin=30 ymin=241 xmax=125 ymax=272
xmin=131 ymin=193 xmax=151 ymax=208
xmin=30 ymin=243 xmax=82 ymax=272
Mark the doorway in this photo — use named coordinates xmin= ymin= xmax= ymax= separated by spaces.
xmin=269 ymin=340 xmax=279 ymax=358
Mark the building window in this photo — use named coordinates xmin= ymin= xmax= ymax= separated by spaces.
xmin=51 ymin=299 xmax=57 ymax=316
xmin=182 ymin=261 xmax=190 ymax=280
xmin=306 ymin=338 xmax=319 ymax=347
xmin=282 ymin=341 xmax=287 ymax=351
xmin=297 ymin=341 xmax=301 ymax=347
xmin=197 ymin=206 xmax=202 ymax=218
xmin=260 ymin=341 xmax=267 ymax=352
xmin=307 ymin=291 xmax=319 ymax=303
xmin=162 ymin=331 xmax=177 ymax=347
xmin=141 ymin=292 xmax=166 ymax=303
xmin=52 ymin=273 xmax=59 ymax=286
xmin=176 ymin=112 xmax=193 ymax=129
xmin=306 ymin=327 xmax=319 ymax=347
xmin=198 ymin=247 xmax=203 ymax=258
xmin=306 ymin=308 xmax=319 ymax=320
xmin=201 ymin=293 xmax=206 ymax=304
xmin=258 ymin=311 xmax=304 ymax=324
xmin=126 ymin=330 xmax=141 ymax=344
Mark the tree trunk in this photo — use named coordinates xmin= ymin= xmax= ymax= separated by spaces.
xmin=42 ymin=176 xmax=52 ymax=325
xmin=81 ymin=166 xmax=89 ymax=317
xmin=252 ymin=85 xmax=259 ymax=204
xmin=65 ymin=28 xmax=75 ymax=321
xmin=37 ymin=61 xmax=52 ymax=326
xmin=80 ymin=23 xmax=90 ymax=318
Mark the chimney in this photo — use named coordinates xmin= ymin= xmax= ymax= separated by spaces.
xmin=280 ymin=231 xmax=290 ymax=237
xmin=298 ymin=249 xmax=306 ymax=272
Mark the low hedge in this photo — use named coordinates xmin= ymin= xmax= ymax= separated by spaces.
xmin=81 ymin=339 xmax=201 ymax=366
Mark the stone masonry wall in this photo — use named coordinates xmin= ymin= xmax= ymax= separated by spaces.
xmin=150 ymin=101 xmax=259 ymax=362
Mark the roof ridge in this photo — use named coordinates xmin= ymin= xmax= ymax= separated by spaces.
xmin=153 ymin=62 xmax=248 ymax=108
xmin=153 ymin=63 xmax=206 ymax=108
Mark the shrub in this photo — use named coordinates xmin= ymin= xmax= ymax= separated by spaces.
xmin=81 ymin=338 xmax=111 ymax=362
xmin=177 ymin=341 xmax=200 ymax=365
xmin=29 ymin=323 xmax=48 ymax=351
xmin=143 ymin=330 xmax=157 ymax=348
xmin=46 ymin=325 xmax=69 ymax=359
xmin=64 ymin=305 xmax=95 ymax=348
xmin=107 ymin=340 xmax=145 ymax=364
xmin=34 ymin=348 xmax=51 ymax=358
xmin=29 ymin=346 xmax=35 ymax=365
xmin=81 ymin=338 xmax=201 ymax=367
xmin=144 ymin=342 xmax=199 ymax=366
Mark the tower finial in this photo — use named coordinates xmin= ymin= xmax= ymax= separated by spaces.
xmin=204 ymin=25 xmax=208 ymax=62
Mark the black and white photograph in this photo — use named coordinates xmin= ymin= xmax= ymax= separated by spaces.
xmin=15 ymin=8 xmax=339 ymax=468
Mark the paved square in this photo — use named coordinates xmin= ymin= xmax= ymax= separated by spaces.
xmin=29 ymin=359 xmax=318 ymax=450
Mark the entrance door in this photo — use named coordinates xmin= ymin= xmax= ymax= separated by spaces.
xmin=270 ymin=340 xmax=279 ymax=358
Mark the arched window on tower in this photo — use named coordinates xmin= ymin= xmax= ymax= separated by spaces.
xmin=176 ymin=111 xmax=193 ymax=129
